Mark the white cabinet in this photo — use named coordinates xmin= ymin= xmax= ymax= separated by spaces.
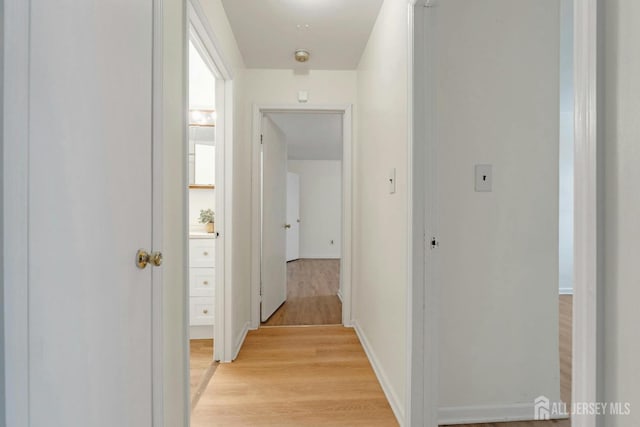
xmin=189 ymin=238 xmax=215 ymax=327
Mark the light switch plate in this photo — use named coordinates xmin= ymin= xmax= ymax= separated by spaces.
xmin=475 ymin=164 xmax=492 ymax=192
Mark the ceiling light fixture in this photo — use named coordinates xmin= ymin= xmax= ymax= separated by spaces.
xmin=294 ymin=49 xmax=310 ymax=63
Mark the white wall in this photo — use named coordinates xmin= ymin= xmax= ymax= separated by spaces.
xmin=162 ymin=0 xmax=187 ymax=424
xmin=559 ymin=0 xmax=574 ymax=294
xmin=353 ymin=0 xmax=408 ymax=422
xmin=199 ymin=0 xmax=248 ymax=356
xmin=288 ymin=160 xmax=342 ymax=259
xmin=433 ymin=0 xmax=560 ymax=422
xmin=604 ymin=1 xmax=640 ymax=425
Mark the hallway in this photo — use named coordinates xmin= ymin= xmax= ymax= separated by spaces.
xmin=190 ymin=326 xmax=398 ymax=426
xmin=262 ymin=259 xmax=342 ymax=326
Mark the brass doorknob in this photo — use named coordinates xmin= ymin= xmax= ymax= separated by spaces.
xmin=136 ymin=249 xmax=163 ymax=269
xmin=150 ymin=251 xmax=163 ymax=267
xmin=284 ymin=224 xmax=291 ymax=229
xmin=137 ymin=249 xmax=150 ymax=269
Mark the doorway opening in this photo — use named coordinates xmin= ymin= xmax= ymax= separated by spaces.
xmin=186 ymin=33 xmax=218 ymax=410
xmin=185 ymin=0 xmax=235 ymax=413
xmin=260 ymin=112 xmax=344 ymax=326
xmin=250 ymin=105 xmax=353 ymax=330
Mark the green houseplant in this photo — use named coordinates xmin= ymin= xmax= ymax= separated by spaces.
xmin=199 ymin=209 xmax=215 ymax=233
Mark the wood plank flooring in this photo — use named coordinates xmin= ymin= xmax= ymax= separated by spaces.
xmin=190 ymin=339 xmax=218 ymax=410
xmin=191 ymin=326 xmax=398 ymax=427
xmin=262 ymin=259 xmax=342 ymax=326
xmin=192 ymin=296 xmax=572 ymax=426
xmin=443 ymin=295 xmax=573 ymax=427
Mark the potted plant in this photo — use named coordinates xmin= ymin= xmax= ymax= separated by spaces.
xmin=199 ymin=209 xmax=215 ymax=233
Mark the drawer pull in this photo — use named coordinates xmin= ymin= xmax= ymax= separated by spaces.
xmin=203 ymin=309 xmax=209 ymax=314
xmin=203 ymin=251 xmax=209 ymax=256
xmin=203 ymin=281 xmax=209 ymax=285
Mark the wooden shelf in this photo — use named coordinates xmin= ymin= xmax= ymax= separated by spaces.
xmin=188 ymin=185 xmax=215 ymax=190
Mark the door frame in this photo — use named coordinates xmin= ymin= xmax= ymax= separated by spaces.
xmin=408 ymin=0 xmax=600 ymax=426
xmin=250 ymin=104 xmax=353 ymax=328
xmin=187 ymin=0 xmax=236 ymax=364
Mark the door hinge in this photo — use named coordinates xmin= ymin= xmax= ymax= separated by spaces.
xmin=260 ymin=134 xmax=263 ymax=144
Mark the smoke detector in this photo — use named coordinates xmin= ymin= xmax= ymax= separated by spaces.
xmin=294 ymin=49 xmax=310 ymax=63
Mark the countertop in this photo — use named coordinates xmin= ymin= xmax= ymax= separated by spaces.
xmin=189 ymin=229 xmax=217 ymax=239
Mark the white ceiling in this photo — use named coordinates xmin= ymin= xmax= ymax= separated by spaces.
xmin=268 ymin=113 xmax=342 ymax=161
xmin=221 ymin=0 xmax=384 ymax=70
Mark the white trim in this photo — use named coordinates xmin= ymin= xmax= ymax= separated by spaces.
xmin=187 ymin=0 xmax=235 ymax=365
xmin=353 ymin=321 xmax=404 ymax=426
xmin=409 ymin=1 xmax=439 ymax=426
xmin=151 ymin=0 xmax=165 ymax=426
xmin=3 ymin=0 xmax=31 ymax=424
xmin=250 ymin=104 xmax=354 ymax=329
xmin=560 ymin=287 xmax=574 ymax=295
xmin=439 ymin=403 xmax=569 ymax=425
xmin=189 ymin=325 xmax=214 ymax=340
xmin=336 ymin=290 xmax=343 ymax=303
xmin=232 ymin=321 xmax=250 ymax=360
xmin=572 ymin=1 xmax=599 ymax=426
xmin=187 ymin=0 xmax=233 ymax=80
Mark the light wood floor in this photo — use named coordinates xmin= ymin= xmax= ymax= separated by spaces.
xmin=191 ymin=326 xmax=398 ymax=427
xmin=262 ymin=259 xmax=342 ymax=326
xmin=190 ymin=339 xmax=218 ymax=411
xmin=191 ymin=296 xmax=572 ymax=426
xmin=443 ymin=295 xmax=573 ymax=427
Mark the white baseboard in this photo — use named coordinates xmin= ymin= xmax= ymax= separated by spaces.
xmin=352 ymin=320 xmax=405 ymax=426
xmin=189 ymin=325 xmax=214 ymax=340
xmin=559 ymin=287 xmax=574 ymax=295
xmin=439 ymin=403 xmax=569 ymax=425
xmin=232 ymin=321 xmax=250 ymax=360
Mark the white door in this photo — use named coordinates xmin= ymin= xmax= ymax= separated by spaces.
xmin=261 ymin=116 xmax=288 ymax=321
xmin=27 ymin=2 xmax=155 ymax=426
xmin=286 ymin=172 xmax=300 ymax=262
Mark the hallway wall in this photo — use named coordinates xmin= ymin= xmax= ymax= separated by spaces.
xmin=288 ymin=160 xmax=342 ymax=260
xmin=433 ymin=0 xmax=561 ymax=420
xmin=354 ymin=0 xmax=409 ymax=422
xmin=604 ymin=1 xmax=640 ymax=425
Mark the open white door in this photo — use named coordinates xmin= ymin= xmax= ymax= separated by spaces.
xmin=261 ymin=116 xmax=288 ymax=322
xmin=18 ymin=2 xmax=156 ymax=425
xmin=286 ymin=172 xmax=300 ymax=262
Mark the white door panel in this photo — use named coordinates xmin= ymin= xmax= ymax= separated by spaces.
xmin=286 ymin=172 xmax=300 ymax=262
xmin=261 ymin=116 xmax=287 ymax=322
xmin=28 ymin=1 xmax=154 ymax=425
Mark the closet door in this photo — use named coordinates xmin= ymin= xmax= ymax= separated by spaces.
xmin=28 ymin=1 xmax=155 ymax=425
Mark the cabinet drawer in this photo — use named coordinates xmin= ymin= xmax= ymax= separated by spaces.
xmin=190 ymin=268 xmax=215 ymax=297
xmin=189 ymin=239 xmax=215 ymax=268
xmin=190 ymin=297 xmax=214 ymax=326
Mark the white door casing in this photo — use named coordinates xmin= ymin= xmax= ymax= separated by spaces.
xmin=6 ymin=0 xmax=156 ymax=425
xmin=250 ymin=105 xmax=353 ymax=329
xmin=260 ymin=115 xmax=288 ymax=322
xmin=286 ymin=172 xmax=300 ymax=262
